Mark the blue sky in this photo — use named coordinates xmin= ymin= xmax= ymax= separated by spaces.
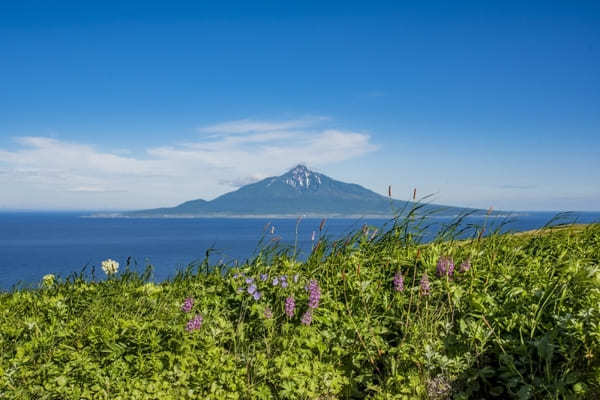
xmin=0 ymin=1 xmax=598 ymax=211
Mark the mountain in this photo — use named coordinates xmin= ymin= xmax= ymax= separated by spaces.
xmin=121 ymin=165 xmax=482 ymax=218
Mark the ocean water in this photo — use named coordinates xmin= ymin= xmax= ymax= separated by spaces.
xmin=1 ymin=211 xmax=598 ymax=290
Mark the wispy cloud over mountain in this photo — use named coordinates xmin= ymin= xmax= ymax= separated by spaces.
xmin=0 ymin=118 xmax=377 ymax=209
xmin=198 ymin=116 xmax=329 ymax=134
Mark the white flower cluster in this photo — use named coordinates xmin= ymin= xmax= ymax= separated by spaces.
xmin=42 ymin=274 xmax=55 ymax=286
xmin=101 ymin=258 xmax=119 ymax=276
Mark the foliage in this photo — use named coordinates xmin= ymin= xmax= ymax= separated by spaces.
xmin=1 ymin=218 xmax=599 ymax=399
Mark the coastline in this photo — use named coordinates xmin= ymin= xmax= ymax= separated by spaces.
xmin=84 ymin=212 xmax=522 ymax=219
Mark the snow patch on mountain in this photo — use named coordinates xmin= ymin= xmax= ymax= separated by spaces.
xmin=283 ymin=165 xmax=322 ymax=190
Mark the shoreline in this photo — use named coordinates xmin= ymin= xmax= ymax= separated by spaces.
xmin=85 ymin=212 xmax=524 ymax=219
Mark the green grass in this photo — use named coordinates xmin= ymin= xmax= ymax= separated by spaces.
xmin=1 ymin=218 xmax=599 ymax=399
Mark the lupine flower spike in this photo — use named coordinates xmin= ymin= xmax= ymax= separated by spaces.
xmin=436 ymin=256 xmax=455 ymax=277
xmin=181 ymin=297 xmax=194 ymax=312
xmin=420 ymin=273 xmax=431 ymax=296
xmin=280 ymin=276 xmax=288 ymax=288
xmin=285 ymin=296 xmax=295 ymax=317
xmin=301 ymin=310 xmax=313 ymax=326
xmin=307 ymin=279 xmax=321 ymax=309
xmin=247 ymin=284 xmax=257 ymax=295
xmin=460 ymin=258 xmax=471 ymax=273
xmin=393 ymin=272 xmax=404 ymax=292
xmin=186 ymin=314 xmax=203 ymax=332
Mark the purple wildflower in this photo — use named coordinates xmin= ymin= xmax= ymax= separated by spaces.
xmin=436 ymin=256 xmax=455 ymax=277
xmin=260 ymin=273 xmax=268 ymax=281
xmin=393 ymin=273 xmax=404 ymax=292
xmin=272 ymin=277 xmax=279 ymax=286
xmin=245 ymin=277 xmax=254 ymax=284
xmin=181 ymin=297 xmax=194 ymax=312
xmin=247 ymin=284 xmax=257 ymax=295
xmin=264 ymin=307 xmax=273 ymax=319
xmin=285 ymin=296 xmax=295 ymax=317
xmin=420 ymin=273 xmax=431 ymax=296
xmin=233 ymin=273 xmax=240 ymax=279
xmin=301 ymin=310 xmax=313 ymax=325
xmin=253 ymin=291 xmax=262 ymax=300
xmin=279 ymin=275 xmax=288 ymax=288
xmin=460 ymin=258 xmax=471 ymax=273
xmin=307 ymin=279 xmax=321 ymax=309
xmin=185 ymin=314 xmax=203 ymax=332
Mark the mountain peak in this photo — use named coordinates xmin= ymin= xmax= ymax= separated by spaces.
xmin=287 ymin=164 xmax=310 ymax=174
xmin=281 ymin=164 xmax=322 ymax=190
xmin=126 ymin=163 xmax=477 ymax=217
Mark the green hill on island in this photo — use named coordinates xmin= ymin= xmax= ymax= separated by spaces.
xmin=117 ymin=165 xmax=487 ymax=218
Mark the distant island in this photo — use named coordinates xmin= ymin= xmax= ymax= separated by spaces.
xmin=94 ymin=165 xmax=494 ymax=218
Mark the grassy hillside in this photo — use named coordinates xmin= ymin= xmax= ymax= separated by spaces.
xmin=1 ymin=218 xmax=599 ymax=399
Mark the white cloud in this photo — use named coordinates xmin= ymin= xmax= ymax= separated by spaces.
xmin=0 ymin=118 xmax=377 ymax=209
xmin=67 ymin=186 xmax=127 ymax=193
xmin=218 ymin=174 xmax=267 ymax=188
xmin=198 ymin=116 xmax=329 ymax=134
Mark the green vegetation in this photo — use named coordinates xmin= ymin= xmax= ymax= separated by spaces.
xmin=1 ymin=218 xmax=599 ymax=399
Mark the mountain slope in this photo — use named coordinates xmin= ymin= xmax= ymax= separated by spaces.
xmin=124 ymin=165 xmax=480 ymax=217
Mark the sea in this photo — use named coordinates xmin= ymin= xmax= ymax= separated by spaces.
xmin=1 ymin=211 xmax=599 ymax=291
